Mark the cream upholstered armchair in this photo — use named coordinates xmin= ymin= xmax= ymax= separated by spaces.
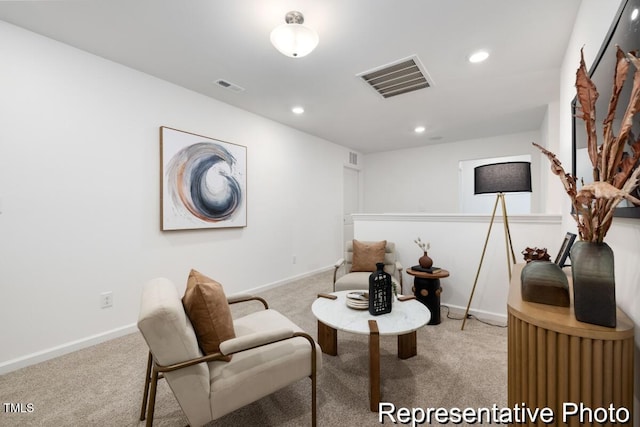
xmin=137 ymin=271 xmax=321 ymax=427
xmin=333 ymin=240 xmax=403 ymax=293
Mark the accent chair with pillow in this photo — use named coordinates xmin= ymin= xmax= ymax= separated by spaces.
xmin=333 ymin=240 xmax=403 ymax=293
xmin=137 ymin=269 xmax=321 ymax=427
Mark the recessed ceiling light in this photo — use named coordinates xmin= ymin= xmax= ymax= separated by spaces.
xmin=469 ymin=50 xmax=489 ymax=63
xmin=414 ymin=126 xmax=426 ymax=133
xmin=292 ymin=106 xmax=305 ymax=114
xmin=632 ymin=8 xmax=639 ymax=21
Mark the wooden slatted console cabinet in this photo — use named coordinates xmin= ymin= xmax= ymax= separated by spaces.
xmin=508 ymin=264 xmax=634 ymax=426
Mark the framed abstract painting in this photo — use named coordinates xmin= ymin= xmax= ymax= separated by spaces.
xmin=160 ymin=126 xmax=247 ymax=230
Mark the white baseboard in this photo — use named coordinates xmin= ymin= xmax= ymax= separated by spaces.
xmin=2 ymin=267 xmax=503 ymax=376
xmin=442 ymin=303 xmax=508 ymax=326
xmin=0 ymin=267 xmax=334 ymax=376
xmin=0 ymin=323 xmax=138 ymax=375
xmin=242 ymin=265 xmax=333 ymax=294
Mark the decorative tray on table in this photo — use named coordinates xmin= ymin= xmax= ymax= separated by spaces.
xmin=346 ymin=291 xmax=369 ymax=310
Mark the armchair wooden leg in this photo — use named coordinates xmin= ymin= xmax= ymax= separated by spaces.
xmin=311 ymin=367 xmax=317 ymax=427
xmin=140 ymin=352 xmax=153 ymax=421
xmin=295 ymin=332 xmax=318 ymax=427
xmin=146 ymin=366 xmax=160 ymax=427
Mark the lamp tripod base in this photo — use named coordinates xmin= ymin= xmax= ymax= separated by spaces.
xmin=461 ymin=193 xmax=515 ymax=330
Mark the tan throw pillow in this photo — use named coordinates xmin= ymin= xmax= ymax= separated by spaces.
xmin=182 ymin=269 xmax=236 ymax=360
xmin=351 ymin=240 xmax=387 ymax=272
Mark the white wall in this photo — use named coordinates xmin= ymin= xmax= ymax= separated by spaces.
xmin=0 ymin=22 xmax=350 ymax=372
xmin=362 ymin=131 xmax=543 ymax=214
xmin=560 ymin=0 xmax=639 ymax=422
xmin=539 ymin=99 xmax=564 ymax=214
xmin=354 ymin=213 xmax=562 ymax=322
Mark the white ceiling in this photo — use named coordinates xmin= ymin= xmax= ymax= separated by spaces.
xmin=0 ymin=0 xmax=582 ymax=153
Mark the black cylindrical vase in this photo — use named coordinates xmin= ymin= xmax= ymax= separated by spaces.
xmin=570 ymin=241 xmax=616 ymax=328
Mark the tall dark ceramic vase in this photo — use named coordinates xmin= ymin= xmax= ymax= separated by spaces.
xmin=570 ymin=240 xmax=616 ymax=328
xmin=369 ymin=262 xmax=392 ymax=316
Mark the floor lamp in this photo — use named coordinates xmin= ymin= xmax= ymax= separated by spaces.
xmin=461 ymin=161 xmax=532 ymax=330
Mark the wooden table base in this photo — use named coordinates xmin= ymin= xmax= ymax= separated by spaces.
xmin=317 ymin=319 xmax=418 ymax=412
xmin=368 ymin=320 xmax=380 ymax=412
xmin=317 ymin=320 xmax=337 ymax=356
xmin=397 ymin=331 xmax=417 ymax=359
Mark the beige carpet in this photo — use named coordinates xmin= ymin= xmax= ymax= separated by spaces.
xmin=0 ymin=270 xmax=507 ymax=426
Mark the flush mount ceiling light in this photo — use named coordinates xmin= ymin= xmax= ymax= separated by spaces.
xmin=414 ymin=126 xmax=426 ymax=133
xmin=468 ymin=50 xmax=489 ymax=63
xmin=292 ymin=106 xmax=305 ymax=114
xmin=270 ymin=11 xmax=319 ymax=58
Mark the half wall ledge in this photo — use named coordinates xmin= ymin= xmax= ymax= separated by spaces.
xmin=352 ymin=213 xmax=562 ymax=224
xmin=352 ymin=213 xmax=563 ymax=323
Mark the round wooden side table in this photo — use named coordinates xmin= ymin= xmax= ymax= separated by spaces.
xmin=406 ymin=268 xmax=450 ymax=325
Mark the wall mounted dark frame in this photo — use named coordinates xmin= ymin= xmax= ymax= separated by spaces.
xmin=571 ymin=0 xmax=640 ymax=219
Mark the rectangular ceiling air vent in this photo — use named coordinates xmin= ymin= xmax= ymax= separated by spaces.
xmin=214 ymin=79 xmax=245 ymax=93
xmin=357 ymin=55 xmax=433 ymax=98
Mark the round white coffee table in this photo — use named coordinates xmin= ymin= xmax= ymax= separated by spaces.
xmin=311 ymin=291 xmax=431 ymax=411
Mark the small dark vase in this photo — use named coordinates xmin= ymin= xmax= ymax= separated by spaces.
xmin=570 ymin=240 xmax=616 ymax=328
xmin=368 ymin=262 xmax=392 ymax=316
xmin=418 ymin=252 xmax=433 ymax=269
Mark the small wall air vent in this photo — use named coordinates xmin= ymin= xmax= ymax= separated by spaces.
xmin=349 ymin=152 xmax=358 ymax=166
xmin=357 ymin=55 xmax=433 ymax=98
xmin=214 ymin=79 xmax=245 ymax=93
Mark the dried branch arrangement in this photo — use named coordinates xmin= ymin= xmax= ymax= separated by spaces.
xmin=414 ymin=237 xmax=430 ymax=252
xmin=534 ymin=46 xmax=640 ymax=242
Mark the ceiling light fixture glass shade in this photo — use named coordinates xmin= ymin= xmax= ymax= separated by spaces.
xmin=270 ymin=11 xmax=319 ymax=58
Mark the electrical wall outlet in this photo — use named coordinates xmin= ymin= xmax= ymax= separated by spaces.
xmin=100 ymin=291 xmax=113 ymax=309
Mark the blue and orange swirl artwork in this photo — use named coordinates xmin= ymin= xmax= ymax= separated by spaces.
xmin=166 ymin=142 xmax=243 ymax=223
